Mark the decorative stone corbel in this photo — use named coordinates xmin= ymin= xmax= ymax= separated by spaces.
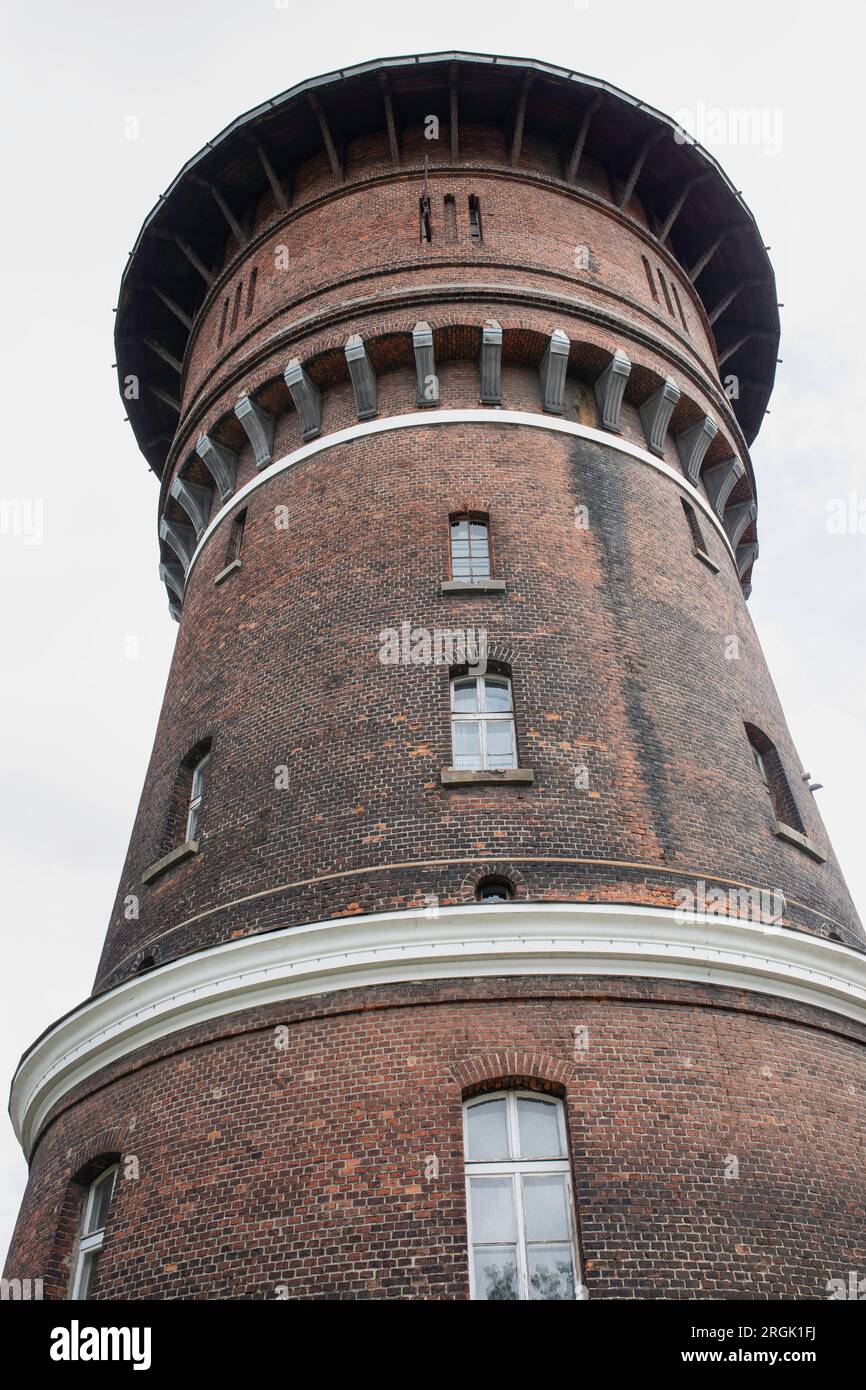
xmin=169 ymin=475 xmax=212 ymax=538
xmin=283 ymin=359 xmax=322 ymax=440
xmin=234 ymin=396 xmax=275 ymax=470
xmin=639 ymin=379 xmax=680 ymax=455
xmin=594 ymin=349 xmax=631 ymax=431
xmin=676 ymin=415 xmax=717 ymax=483
xmin=195 ymin=434 xmax=237 ymax=501
xmin=736 ymin=539 xmax=759 ymax=578
xmin=412 ymin=321 xmax=438 ymax=406
xmin=703 ymin=455 xmax=744 ymax=517
xmin=538 ymin=329 xmax=570 ymax=414
xmin=725 ymin=499 xmax=757 ymax=550
xmin=479 ymin=319 xmax=503 ymax=404
xmin=159 ymin=516 xmax=196 ymax=571
xmin=159 ymin=560 xmax=185 ymax=602
xmin=344 ymin=335 xmax=378 ymax=419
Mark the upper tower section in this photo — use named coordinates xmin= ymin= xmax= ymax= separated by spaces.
xmin=115 ymin=53 xmax=778 ymax=619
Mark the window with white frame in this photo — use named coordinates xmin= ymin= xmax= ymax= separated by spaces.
xmin=450 ymin=515 xmax=491 ymax=580
xmin=451 ymin=675 xmax=517 ymax=770
xmin=71 ymin=1165 xmax=118 ymax=1299
xmin=464 ymin=1091 xmax=581 ymax=1300
xmin=185 ymin=751 xmax=210 ymax=842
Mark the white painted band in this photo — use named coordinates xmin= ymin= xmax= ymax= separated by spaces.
xmin=183 ymin=411 xmax=736 ymax=589
xmin=11 ymin=903 xmax=866 ymax=1156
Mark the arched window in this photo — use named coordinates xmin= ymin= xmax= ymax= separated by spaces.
xmin=451 ymin=674 xmax=516 ymax=770
xmin=476 ymin=876 xmax=514 ymax=903
xmin=71 ymin=1165 xmax=118 ymax=1299
xmin=464 ymin=1091 xmax=581 ymax=1300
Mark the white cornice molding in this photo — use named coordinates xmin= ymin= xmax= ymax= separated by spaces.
xmin=183 ymin=411 xmax=736 ymax=590
xmin=10 ymin=903 xmax=866 ymax=1157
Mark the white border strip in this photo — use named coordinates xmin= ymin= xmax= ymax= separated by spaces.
xmin=183 ymin=411 xmax=736 ymax=588
xmin=11 ymin=903 xmax=866 ymax=1156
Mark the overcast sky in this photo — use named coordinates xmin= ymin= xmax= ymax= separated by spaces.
xmin=2 ymin=0 xmax=863 ymax=1265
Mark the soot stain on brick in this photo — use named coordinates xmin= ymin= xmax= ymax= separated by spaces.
xmin=568 ymin=436 xmax=677 ymax=855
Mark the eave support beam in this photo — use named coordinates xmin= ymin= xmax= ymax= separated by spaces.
xmin=594 ymin=349 xmax=632 ymax=432
xmin=284 ymin=359 xmax=323 ymax=439
xmin=344 ymin=335 xmax=378 ymax=419
xmin=479 ymin=319 xmax=503 ymax=405
xmin=616 ymin=129 xmax=666 ymax=210
xmin=308 ymin=92 xmax=343 ymax=180
xmin=510 ymin=71 xmax=535 ymax=166
xmin=639 ymin=378 xmax=680 ymax=455
xmin=657 ymin=173 xmax=711 ymax=245
xmin=146 ymin=384 xmax=181 ymax=415
xmin=538 ymin=329 xmax=571 ymax=414
xmin=148 ymin=285 xmax=192 ymax=330
xmin=566 ymin=94 xmax=603 ymax=184
xmin=194 ymin=178 xmax=249 ymax=248
xmin=249 ymin=138 xmax=289 ymax=212
xmin=234 ymin=395 xmax=276 ymax=469
xmin=449 ymin=63 xmax=459 ymax=162
xmin=688 ymin=232 xmax=728 ymax=284
xmin=195 ymin=433 xmax=238 ymax=500
xmin=143 ymin=338 xmax=182 ymax=375
xmin=378 ymin=73 xmax=400 ymax=166
xmin=150 ymin=231 xmax=214 ymax=288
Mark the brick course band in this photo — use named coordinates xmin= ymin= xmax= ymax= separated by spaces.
xmin=12 ymin=903 xmax=866 ymax=1158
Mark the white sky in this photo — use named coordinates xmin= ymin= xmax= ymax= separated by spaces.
xmin=2 ymin=0 xmax=864 ymax=1264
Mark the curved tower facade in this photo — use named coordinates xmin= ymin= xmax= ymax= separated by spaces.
xmin=6 ymin=54 xmax=866 ymax=1301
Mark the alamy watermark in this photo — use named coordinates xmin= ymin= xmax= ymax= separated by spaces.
xmin=674 ymin=879 xmax=785 ymax=925
xmin=379 ymin=623 xmax=488 ymax=673
xmin=673 ymin=103 xmax=783 ymax=157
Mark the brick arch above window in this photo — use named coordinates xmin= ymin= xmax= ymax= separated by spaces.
xmin=451 ymin=1050 xmax=578 ymax=1100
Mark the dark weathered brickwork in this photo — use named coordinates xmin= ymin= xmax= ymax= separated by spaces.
xmin=5 ymin=56 xmax=863 ymax=1300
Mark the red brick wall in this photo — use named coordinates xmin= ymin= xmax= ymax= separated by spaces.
xmin=6 ymin=979 xmax=866 ymax=1299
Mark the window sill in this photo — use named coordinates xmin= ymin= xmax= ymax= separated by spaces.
xmin=773 ymin=821 xmax=825 ymax=863
xmin=440 ymin=579 xmax=506 ymax=595
xmin=141 ymin=840 xmax=199 ymax=885
xmin=440 ymin=767 xmax=534 ymax=786
xmin=214 ymin=558 xmax=241 ymax=586
xmin=693 ymin=548 xmax=720 ymax=574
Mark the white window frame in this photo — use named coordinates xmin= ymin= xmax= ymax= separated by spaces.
xmin=464 ymin=1090 xmax=582 ymax=1301
xmin=450 ymin=675 xmax=517 ymax=770
xmin=450 ymin=515 xmax=491 ymax=581
xmin=70 ymin=1165 xmax=118 ymax=1300
xmin=185 ymin=752 xmax=210 ymax=842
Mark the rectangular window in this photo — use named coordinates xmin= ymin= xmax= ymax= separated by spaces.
xmin=468 ymin=195 xmax=483 ymax=242
xmin=226 ymin=508 xmax=247 ymax=565
xmin=419 ymin=195 xmax=432 ymax=243
xmin=245 ymin=266 xmax=258 ymax=318
xmin=450 ymin=515 xmax=491 ymax=580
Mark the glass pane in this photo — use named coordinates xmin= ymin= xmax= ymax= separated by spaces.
xmin=517 ymin=1096 xmax=564 ymax=1158
xmin=451 ymin=680 xmax=478 ymax=713
xmin=466 ymin=1098 xmax=509 ymax=1159
xmin=451 ymin=520 xmax=469 ymax=539
xmin=482 ymin=678 xmax=511 ymax=712
xmin=78 ymin=1249 xmax=101 ymax=1300
xmin=485 ymin=719 xmax=516 ymax=769
xmin=528 ymin=1245 xmax=576 ymax=1300
xmin=469 ymin=522 xmax=488 ymax=540
xmin=469 ymin=556 xmax=491 ymax=578
xmin=186 ymin=804 xmax=200 ymax=841
xmin=191 ymin=757 xmax=208 ymax=798
xmin=452 ymin=560 xmax=472 ymax=577
xmin=85 ymin=1169 xmax=116 ymax=1236
xmin=523 ymin=1176 xmax=570 ymax=1241
xmin=452 ymin=721 xmax=481 ymax=768
xmin=451 ymin=540 xmax=470 ymax=557
xmin=470 ymin=1177 xmax=516 ymax=1243
xmin=473 ymin=1247 xmax=519 ymax=1301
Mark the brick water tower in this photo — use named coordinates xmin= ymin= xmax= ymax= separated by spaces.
xmin=6 ymin=53 xmax=866 ymax=1301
